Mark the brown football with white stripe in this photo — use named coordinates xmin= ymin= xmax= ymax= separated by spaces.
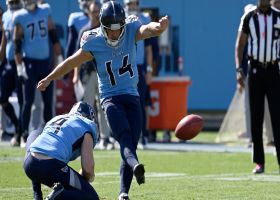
xmin=175 ymin=114 xmax=204 ymax=140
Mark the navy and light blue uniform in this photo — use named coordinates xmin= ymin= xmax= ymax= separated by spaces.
xmin=13 ymin=5 xmax=54 ymax=138
xmin=30 ymin=114 xmax=98 ymax=163
xmin=0 ymin=9 xmax=23 ymax=137
xmin=24 ymin=114 xmax=99 ymax=200
xmin=14 ymin=5 xmax=51 ymax=59
xmin=81 ymin=17 xmax=143 ymax=194
xmin=81 ymin=18 xmax=140 ymax=101
xmin=65 ymin=12 xmax=89 ymax=58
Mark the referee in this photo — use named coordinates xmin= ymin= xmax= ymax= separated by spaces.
xmin=235 ymin=0 xmax=280 ymax=174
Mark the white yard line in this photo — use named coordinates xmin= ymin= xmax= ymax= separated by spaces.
xmin=1 ymin=172 xmax=279 ymax=192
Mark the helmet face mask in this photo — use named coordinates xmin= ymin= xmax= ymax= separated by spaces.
xmin=6 ymin=0 xmax=22 ymax=11
xmin=69 ymin=101 xmax=96 ymax=122
xmin=100 ymin=1 xmax=126 ymax=47
xmin=23 ymin=0 xmax=37 ymax=11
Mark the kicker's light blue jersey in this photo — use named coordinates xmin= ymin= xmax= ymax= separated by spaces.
xmin=13 ymin=5 xmax=51 ymax=59
xmin=29 ymin=114 xmax=99 ymax=164
xmin=135 ymin=13 xmax=151 ymax=65
xmin=68 ymin=12 xmax=89 ymax=33
xmin=81 ymin=17 xmax=141 ymax=102
xmin=2 ymin=10 xmax=16 ymax=61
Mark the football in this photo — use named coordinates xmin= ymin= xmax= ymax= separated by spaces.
xmin=175 ymin=114 xmax=204 ymax=140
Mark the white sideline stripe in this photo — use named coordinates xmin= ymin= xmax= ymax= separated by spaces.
xmin=0 ymin=152 xmax=185 ymax=162
xmin=146 ymin=143 xmax=276 ymax=154
xmin=0 ymin=139 xmax=277 ymax=154
xmin=0 ymin=154 xmax=120 ymax=162
xmin=97 ymin=172 xmax=280 ymax=183
xmin=0 ymin=157 xmax=24 ymax=162
xmin=97 ymin=172 xmax=185 ymax=177
xmin=0 ymin=152 xmax=181 ymax=162
xmin=1 ymin=172 xmax=279 ymax=192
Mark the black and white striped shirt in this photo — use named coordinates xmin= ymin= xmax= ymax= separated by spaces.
xmin=238 ymin=7 xmax=280 ymax=63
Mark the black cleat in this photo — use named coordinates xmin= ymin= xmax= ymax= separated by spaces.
xmin=133 ymin=164 xmax=145 ymax=185
xmin=45 ymin=183 xmax=64 ymax=200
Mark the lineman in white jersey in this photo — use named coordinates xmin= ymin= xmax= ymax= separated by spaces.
xmin=37 ymin=1 xmax=169 ymax=199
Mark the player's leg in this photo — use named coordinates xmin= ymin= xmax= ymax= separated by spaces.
xmin=83 ymin=71 xmax=112 ymax=150
xmin=119 ymin=159 xmax=134 ymax=196
xmin=15 ymin=59 xmax=24 ymax=142
xmin=102 ymin=95 xmax=141 ymax=167
xmin=265 ymin=71 xmax=280 ymax=167
xmin=24 ymin=155 xmax=99 ymax=200
xmin=82 ymin=71 xmax=100 ymax=135
xmin=21 ymin=59 xmax=37 ymax=143
xmin=32 ymin=181 xmax=43 ymax=200
xmin=137 ymin=70 xmax=148 ymax=147
xmin=102 ymin=95 xmax=143 ymax=197
xmin=24 ymin=128 xmax=99 ymax=200
xmin=25 ymin=129 xmax=43 ymax=200
xmin=244 ymin=76 xmax=251 ymax=143
xmin=0 ymin=62 xmax=20 ymax=146
xmin=144 ymin=85 xmax=152 ymax=145
xmin=125 ymin=95 xmax=145 ymax=185
xmin=30 ymin=90 xmax=43 ymax=131
xmin=37 ymin=59 xmax=54 ymax=124
xmin=51 ymin=167 xmax=99 ymax=200
xmin=263 ymin=97 xmax=273 ymax=145
xmin=248 ymin=70 xmax=265 ymax=172
xmin=0 ymin=107 xmax=9 ymax=140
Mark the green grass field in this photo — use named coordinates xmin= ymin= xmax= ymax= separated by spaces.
xmin=0 ymin=132 xmax=279 ymax=200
